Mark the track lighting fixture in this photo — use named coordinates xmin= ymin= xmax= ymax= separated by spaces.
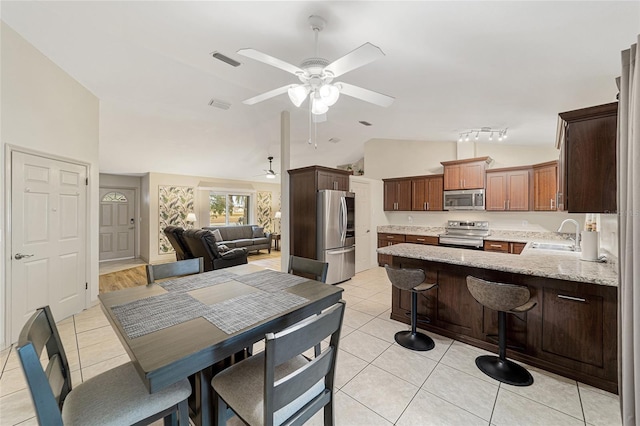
xmin=458 ymin=127 xmax=508 ymax=142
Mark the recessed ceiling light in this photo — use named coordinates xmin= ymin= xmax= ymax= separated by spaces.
xmin=211 ymin=52 xmax=241 ymax=67
xmin=358 ymin=121 xmax=372 ymax=126
xmin=208 ymin=98 xmax=231 ymax=110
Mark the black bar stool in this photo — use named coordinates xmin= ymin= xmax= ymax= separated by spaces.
xmin=385 ymin=265 xmax=438 ymax=351
xmin=466 ymin=276 xmax=537 ymax=386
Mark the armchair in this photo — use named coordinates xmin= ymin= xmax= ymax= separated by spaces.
xmin=182 ymin=229 xmax=248 ymax=271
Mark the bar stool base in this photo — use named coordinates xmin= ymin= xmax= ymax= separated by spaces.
xmin=395 ymin=331 xmax=435 ymax=351
xmin=475 ymin=355 xmax=533 ymax=386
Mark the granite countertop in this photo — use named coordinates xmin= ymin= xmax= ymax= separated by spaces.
xmin=377 ymin=225 xmax=571 ymax=243
xmin=377 ymin=242 xmax=618 ymax=287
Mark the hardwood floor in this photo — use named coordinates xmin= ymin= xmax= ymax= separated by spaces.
xmin=98 ymin=251 xmax=283 ymax=294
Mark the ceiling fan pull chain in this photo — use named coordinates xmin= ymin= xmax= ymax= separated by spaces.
xmin=314 ymin=121 xmax=318 ymax=149
xmin=308 ymin=94 xmax=313 ymax=145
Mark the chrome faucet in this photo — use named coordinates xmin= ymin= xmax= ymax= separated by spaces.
xmin=557 ymin=219 xmax=581 ymax=252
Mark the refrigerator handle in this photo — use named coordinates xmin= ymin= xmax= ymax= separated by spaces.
xmin=327 ymin=246 xmax=355 ymax=255
xmin=340 ymin=196 xmax=347 ymax=243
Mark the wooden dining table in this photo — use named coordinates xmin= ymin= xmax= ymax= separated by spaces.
xmin=99 ymin=263 xmax=343 ymax=425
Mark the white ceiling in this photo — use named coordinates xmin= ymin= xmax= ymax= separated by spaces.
xmin=2 ymin=1 xmax=638 ymax=182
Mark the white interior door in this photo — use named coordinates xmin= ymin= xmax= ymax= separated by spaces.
xmin=350 ymin=180 xmax=372 ymax=273
xmin=10 ymin=151 xmax=87 ymax=342
xmin=99 ymin=188 xmax=135 ymax=261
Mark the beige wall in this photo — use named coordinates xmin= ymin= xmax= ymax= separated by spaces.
xmin=364 ymin=139 xmax=457 ymax=179
xmin=1 ymin=22 xmax=100 ymax=347
xmin=143 ymin=172 xmax=280 ymax=264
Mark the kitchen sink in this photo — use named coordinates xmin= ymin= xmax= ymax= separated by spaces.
xmin=530 ymin=242 xmax=576 ymax=252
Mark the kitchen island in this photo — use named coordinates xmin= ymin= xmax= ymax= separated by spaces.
xmin=377 ymin=242 xmax=618 ymax=393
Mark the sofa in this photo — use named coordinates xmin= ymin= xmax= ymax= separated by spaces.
xmin=203 ymin=225 xmax=272 ymax=254
xmin=181 ymin=229 xmax=248 ymax=271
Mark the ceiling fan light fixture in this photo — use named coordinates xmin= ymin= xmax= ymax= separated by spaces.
xmin=265 ymin=172 xmax=276 ymax=179
xmin=319 ymin=83 xmax=340 ymax=106
xmin=311 ymin=95 xmax=329 ymax=115
xmin=287 ymin=85 xmax=309 ymax=107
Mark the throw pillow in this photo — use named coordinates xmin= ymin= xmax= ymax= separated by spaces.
xmin=217 ymin=244 xmax=229 ymax=253
xmin=211 ymin=229 xmax=223 ymax=242
xmin=252 ymin=226 xmax=264 ymax=238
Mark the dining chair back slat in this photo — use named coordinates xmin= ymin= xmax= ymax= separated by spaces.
xmin=288 ymin=255 xmax=329 ymax=283
xmin=146 ymin=257 xmax=204 ymax=284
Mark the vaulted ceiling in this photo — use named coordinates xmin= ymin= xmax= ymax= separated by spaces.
xmin=2 ymin=1 xmax=638 ymax=182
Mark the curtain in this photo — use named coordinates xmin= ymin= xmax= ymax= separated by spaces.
xmin=618 ymin=35 xmax=639 ymax=426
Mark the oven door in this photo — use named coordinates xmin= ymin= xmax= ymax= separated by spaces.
xmin=438 ymin=235 xmax=484 ymax=249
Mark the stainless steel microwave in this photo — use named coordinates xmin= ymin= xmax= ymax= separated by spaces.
xmin=443 ymin=189 xmax=485 ymax=210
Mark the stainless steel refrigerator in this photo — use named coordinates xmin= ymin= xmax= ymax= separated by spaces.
xmin=317 ymin=190 xmax=356 ymax=284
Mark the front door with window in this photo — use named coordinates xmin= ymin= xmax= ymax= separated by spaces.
xmin=99 ymin=188 xmax=135 ymax=261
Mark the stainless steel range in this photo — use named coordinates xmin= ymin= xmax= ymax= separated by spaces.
xmin=438 ymin=220 xmax=490 ymax=249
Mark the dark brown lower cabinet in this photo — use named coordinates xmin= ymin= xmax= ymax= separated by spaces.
xmin=389 ymin=256 xmax=617 ymax=393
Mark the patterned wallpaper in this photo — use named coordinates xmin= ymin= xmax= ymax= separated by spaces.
xmin=257 ymin=191 xmax=273 ymax=233
xmin=158 ymin=185 xmax=194 ymax=255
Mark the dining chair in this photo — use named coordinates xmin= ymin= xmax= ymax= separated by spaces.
xmin=211 ymin=300 xmax=346 ymax=426
xmin=288 ymin=255 xmax=329 ymax=283
xmin=146 ymin=257 xmax=204 ymax=284
xmin=16 ymin=305 xmax=191 ymax=425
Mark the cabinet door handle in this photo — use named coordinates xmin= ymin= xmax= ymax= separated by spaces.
xmin=426 ymin=202 xmax=430 ymax=210
xmin=388 ymin=236 xmax=395 ymax=239
xmin=507 ymin=200 xmax=510 ymax=209
xmin=423 ymin=202 xmax=427 ymax=210
xmin=558 ymin=295 xmax=586 ymax=303
xmin=550 ymin=198 xmax=555 ymax=209
xmin=416 ymin=238 xmax=425 ymax=241
xmin=490 ymin=244 xmax=502 ymax=248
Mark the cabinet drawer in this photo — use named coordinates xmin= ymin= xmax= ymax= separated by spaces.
xmin=378 ymin=233 xmax=406 ymax=243
xmin=405 ymin=235 xmax=439 ymax=245
xmin=484 ymin=241 xmax=509 ymax=253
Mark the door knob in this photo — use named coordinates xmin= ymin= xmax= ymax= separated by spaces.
xmin=15 ymin=253 xmax=34 ymax=260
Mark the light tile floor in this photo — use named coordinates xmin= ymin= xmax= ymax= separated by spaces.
xmin=0 ymin=266 xmax=622 ymax=426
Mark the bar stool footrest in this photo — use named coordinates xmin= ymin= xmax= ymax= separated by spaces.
xmin=395 ymin=331 xmax=435 ymax=351
xmin=475 ymin=355 xmax=533 ymax=386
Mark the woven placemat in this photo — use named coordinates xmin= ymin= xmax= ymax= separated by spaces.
xmin=158 ymin=270 xmax=236 ymax=292
xmin=111 ymin=292 xmax=212 ymax=339
xmin=203 ymin=291 xmax=308 ymax=334
xmin=232 ymin=269 xmax=308 ymax=292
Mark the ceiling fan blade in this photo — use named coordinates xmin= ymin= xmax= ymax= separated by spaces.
xmin=336 ymin=82 xmax=395 ymax=107
xmin=237 ymin=48 xmax=304 ymax=75
xmin=242 ymin=85 xmax=291 ymax=105
xmin=324 ymin=42 xmax=385 ymax=78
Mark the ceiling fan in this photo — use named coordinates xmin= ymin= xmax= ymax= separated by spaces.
xmin=263 ymin=156 xmax=278 ymax=179
xmin=238 ymin=15 xmax=394 ymax=118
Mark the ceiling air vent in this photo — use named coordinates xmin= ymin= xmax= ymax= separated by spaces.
xmin=208 ymin=98 xmax=231 ymax=110
xmin=358 ymin=120 xmax=372 ymax=126
xmin=211 ymin=51 xmax=241 ymax=67
xmin=328 ymin=137 xmax=341 ymax=144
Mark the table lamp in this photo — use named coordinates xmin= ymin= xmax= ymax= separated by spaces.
xmin=186 ymin=213 xmax=197 ymax=228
